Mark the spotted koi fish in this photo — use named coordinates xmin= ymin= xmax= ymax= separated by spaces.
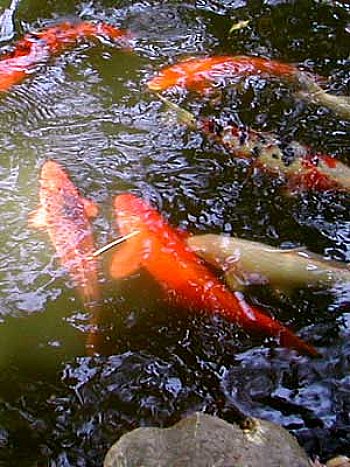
xmin=201 ymin=118 xmax=350 ymax=192
xmin=110 ymin=193 xmax=318 ymax=356
xmin=0 ymin=20 xmax=130 ymax=92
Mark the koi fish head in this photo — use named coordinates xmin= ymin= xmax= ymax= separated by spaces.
xmin=113 ymin=193 xmax=165 ymax=236
xmin=114 ymin=192 xmax=147 ymax=217
xmin=147 ymin=56 xmax=230 ymax=92
xmin=39 ymin=159 xmax=72 ymax=192
xmin=147 ymin=62 xmax=190 ymax=91
xmin=111 ymin=194 xmax=165 ymax=276
xmin=30 ymin=160 xmax=99 ymax=237
xmin=187 ymin=234 xmax=232 ymax=270
xmin=35 ymin=160 xmax=98 ymax=220
xmin=30 ymin=160 xmax=77 ymax=226
xmin=114 ymin=193 xmax=150 ymax=217
xmin=111 ymin=194 xmax=198 ymax=281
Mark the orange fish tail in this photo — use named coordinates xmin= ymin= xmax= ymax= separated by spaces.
xmin=79 ymin=263 xmax=103 ymax=355
xmin=254 ymin=310 xmax=318 ymax=357
xmin=229 ymin=297 xmax=318 ymax=357
xmin=75 ymin=254 xmax=102 ymax=305
xmin=279 ymin=326 xmax=319 ymax=357
xmin=84 ymin=301 xmax=104 ymax=356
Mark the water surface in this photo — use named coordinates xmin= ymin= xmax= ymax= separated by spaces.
xmin=0 ymin=0 xmax=349 ymax=464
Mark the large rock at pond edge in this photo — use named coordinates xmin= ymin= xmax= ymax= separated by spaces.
xmin=104 ymin=412 xmax=311 ymax=467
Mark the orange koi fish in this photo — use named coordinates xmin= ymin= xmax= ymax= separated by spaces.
xmin=110 ymin=193 xmax=318 ymax=357
xmin=29 ymin=160 xmax=101 ymax=351
xmin=0 ymin=20 xmax=130 ymax=92
xmin=148 ymin=55 xmax=350 ymax=119
xmin=147 ymin=55 xmax=303 ymax=93
xmin=200 ymin=119 xmax=350 ymax=192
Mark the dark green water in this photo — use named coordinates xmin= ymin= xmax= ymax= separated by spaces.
xmin=0 ymin=0 xmax=349 ymax=464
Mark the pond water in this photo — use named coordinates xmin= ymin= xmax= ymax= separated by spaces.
xmin=0 ymin=0 xmax=349 ymax=464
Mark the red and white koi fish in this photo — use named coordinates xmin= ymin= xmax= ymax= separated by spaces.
xmin=29 ymin=160 xmax=101 ymax=351
xmin=200 ymin=118 xmax=350 ymax=192
xmin=154 ymin=96 xmax=350 ymax=193
xmin=110 ymin=193 xmax=318 ymax=356
xmin=0 ymin=20 xmax=130 ymax=92
xmin=147 ymin=55 xmax=350 ymax=119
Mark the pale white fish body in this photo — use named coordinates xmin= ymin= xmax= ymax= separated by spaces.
xmin=187 ymin=234 xmax=350 ymax=293
xmin=297 ymin=74 xmax=350 ymax=120
xmin=0 ymin=0 xmax=21 ymax=42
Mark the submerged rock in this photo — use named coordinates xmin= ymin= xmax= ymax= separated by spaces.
xmin=104 ymin=412 xmax=311 ymax=467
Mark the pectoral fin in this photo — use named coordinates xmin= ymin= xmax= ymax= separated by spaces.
xmin=225 ymin=273 xmax=246 ymax=292
xmin=225 ymin=267 xmax=269 ymax=292
xmin=110 ymin=239 xmax=142 ymax=279
xmin=83 ymin=198 xmax=98 ymax=218
xmin=28 ymin=206 xmax=47 ymax=229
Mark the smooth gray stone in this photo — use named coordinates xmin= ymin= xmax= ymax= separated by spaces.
xmin=104 ymin=412 xmax=311 ymax=467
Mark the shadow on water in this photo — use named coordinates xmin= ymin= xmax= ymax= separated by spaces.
xmin=0 ymin=0 xmax=349 ymax=464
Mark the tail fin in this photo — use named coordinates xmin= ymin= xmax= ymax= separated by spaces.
xmin=84 ymin=301 xmax=104 ymax=356
xmin=279 ymin=324 xmax=319 ymax=357
xmin=296 ymin=77 xmax=350 ymax=120
xmin=233 ymin=293 xmax=319 ymax=357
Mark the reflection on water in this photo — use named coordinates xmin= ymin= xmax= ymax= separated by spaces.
xmin=0 ymin=0 xmax=349 ymax=464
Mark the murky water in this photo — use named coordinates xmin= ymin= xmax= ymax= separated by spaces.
xmin=0 ymin=0 xmax=349 ymax=464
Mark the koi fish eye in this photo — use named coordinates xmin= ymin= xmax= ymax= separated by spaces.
xmin=238 ymin=127 xmax=248 ymax=146
xmin=213 ymin=120 xmax=224 ymax=135
xmin=280 ymin=145 xmax=297 ymax=167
